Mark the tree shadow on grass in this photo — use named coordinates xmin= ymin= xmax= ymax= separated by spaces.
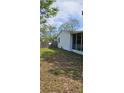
xmin=41 ymin=48 xmax=83 ymax=81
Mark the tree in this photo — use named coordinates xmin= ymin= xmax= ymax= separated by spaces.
xmin=58 ymin=19 xmax=79 ymax=32
xmin=40 ymin=0 xmax=58 ymax=47
xmin=40 ymin=0 xmax=58 ymax=23
xmin=41 ymin=24 xmax=57 ymax=42
xmin=40 ymin=24 xmax=57 ymax=47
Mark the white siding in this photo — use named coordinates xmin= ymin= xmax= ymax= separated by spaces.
xmin=72 ymin=49 xmax=83 ymax=55
xmin=57 ymin=31 xmax=83 ymax=55
xmin=57 ymin=31 xmax=71 ymax=51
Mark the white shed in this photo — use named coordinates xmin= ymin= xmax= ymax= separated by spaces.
xmin=57 ymin=30 xmax=83 ymax=55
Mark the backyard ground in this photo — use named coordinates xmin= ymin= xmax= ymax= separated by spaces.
xmin=40 ymin=48 xmax=83 ymax=93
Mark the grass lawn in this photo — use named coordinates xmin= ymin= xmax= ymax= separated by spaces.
xmin=41 ymin=48 xmax=83 ymax=93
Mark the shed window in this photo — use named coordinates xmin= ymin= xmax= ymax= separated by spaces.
xmin=58 ymin=37 xmax=60 ymax=43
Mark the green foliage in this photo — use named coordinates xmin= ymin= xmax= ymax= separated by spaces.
xmin=40 ymin=0 xmax=58 ymax=24
xmin=40 ymin=24 xmax=58 ymax=47
xmin=40 ymin=0 xmax=58 ymax=47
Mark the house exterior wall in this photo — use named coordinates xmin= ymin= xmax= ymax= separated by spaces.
xmin=57 ymin=31 xmax=83 ymax=55
xmin=72 ymin=49 xmax=83 ymax=55
xmin=57 ymin=31 xmax=71 ymax=51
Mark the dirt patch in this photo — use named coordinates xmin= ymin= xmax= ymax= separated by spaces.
xmin=41 ymin=48 xmax=83 ymax=93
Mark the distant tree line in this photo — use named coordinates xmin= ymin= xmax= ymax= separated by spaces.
xmin=40 ymin=0 xmax=58 ymax=47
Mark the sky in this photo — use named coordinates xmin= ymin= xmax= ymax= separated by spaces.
xmin=48 ymin=0 xmax=83 ymax=31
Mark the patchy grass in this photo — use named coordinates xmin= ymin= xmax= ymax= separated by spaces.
xmin=41 ymin=48 xmax=83 ymax=93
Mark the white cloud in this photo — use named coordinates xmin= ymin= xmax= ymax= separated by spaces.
xmin=48 ymin=0 xmax=83 ymax=30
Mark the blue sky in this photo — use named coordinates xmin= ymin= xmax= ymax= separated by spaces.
xmin=48 ymin=0 xmax=83 ymax=31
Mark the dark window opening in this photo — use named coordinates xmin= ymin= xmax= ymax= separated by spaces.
xmin=72 ymin=34 xmax=76 ymax=49
xmin=72 ymin=33 xmax=83 ymax=51
xmin=58 ymin=37 xmax=60 ymax=43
